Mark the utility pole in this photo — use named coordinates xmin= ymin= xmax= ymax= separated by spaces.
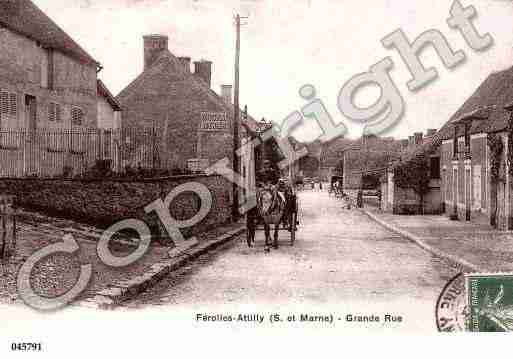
xmin=232 ymin=14 xmax=247 ymax=220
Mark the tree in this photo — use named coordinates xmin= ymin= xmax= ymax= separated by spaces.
xmin=394 ymin=153 xmax=431 ymax=214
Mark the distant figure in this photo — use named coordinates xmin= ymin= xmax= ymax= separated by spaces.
xmin=342 ymin=192 xmax=352 ymax=210
xmin=357 ymin=189 xmax=363 ymax=208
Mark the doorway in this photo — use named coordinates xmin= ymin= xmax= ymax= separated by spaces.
xmin=25 ymin=95 xmax=36 ymax=131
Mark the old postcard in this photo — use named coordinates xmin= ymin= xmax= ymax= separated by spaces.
xmin=1 ymin=0 xmax=513 ymax=356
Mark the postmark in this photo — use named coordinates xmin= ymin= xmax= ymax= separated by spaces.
xmin=466 ymin=273 xmax=513 ymax=332
xmin=436 ymin=273 xmax=468 ymax=332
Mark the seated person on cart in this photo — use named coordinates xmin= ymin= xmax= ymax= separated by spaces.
xmin=254 ymin=160 xmax=295 ymax=231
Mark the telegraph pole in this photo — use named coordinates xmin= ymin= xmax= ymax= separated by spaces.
xmin=232 ymin=14 xmax=247 ymax=220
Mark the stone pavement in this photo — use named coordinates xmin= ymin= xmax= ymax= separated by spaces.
xmin=0 ymin=212 xmax=244 ymax=307
xmin=362 ymin=207 xmax=513 ymax=273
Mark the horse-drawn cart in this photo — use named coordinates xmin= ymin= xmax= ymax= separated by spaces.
xmin=246 ymin=184 xmax=299 ymax=249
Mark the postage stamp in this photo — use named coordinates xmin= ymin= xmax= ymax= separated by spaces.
xmin=466 ymin=273 xmax=513 ymax=332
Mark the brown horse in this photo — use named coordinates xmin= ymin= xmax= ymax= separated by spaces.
xmin=247 ymin=185 xmax=285 ymax=250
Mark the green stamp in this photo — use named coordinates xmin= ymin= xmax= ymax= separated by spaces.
xmin=466 ymin=273 xmax=513 ymax=332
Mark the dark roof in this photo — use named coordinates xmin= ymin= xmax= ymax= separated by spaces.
xmin=116 ymin=49 xmax=258 ymax=132
xmin=438 ymin=66 xmax=513 ymax=140
xmin=0 ymin=0 xmax=98 ymax=66
xmin=395 ymin=66 xmax=513 ymax=170
xmin=97 ymin=80 xmax=121 ymax=111
xmin=391 ymin=134 xmax=442 ymax=170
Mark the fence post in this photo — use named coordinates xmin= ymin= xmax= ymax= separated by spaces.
xmin=0 ymin=195 xmax=16 ymax=260
xmin=97 ymin=128 xmax=103 ymax=162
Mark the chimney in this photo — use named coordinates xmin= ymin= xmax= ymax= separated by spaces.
xmin=178 ymin=56 xmax=191 ymax=72
xmin=143 ymin=34 xmax=169 ymax=70
xmin=221 ymin=85 xmax=232 ymax=104
xmin=194 ymin=60 xmax=212 ymax=87
xmin=414 ymin=132 xmax=423 ymax=145
xmin=426 ymin=128 xmax=437 ymax=137
xmin=408 ymin=136 xmax=414 ymax=146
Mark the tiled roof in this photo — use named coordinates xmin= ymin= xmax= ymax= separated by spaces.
xmin=0 ymin=0 xmax=98 ymax=66
xmin=437 ymin=66 xmax=513 ymax=140
xmin=116 ymin=49 xmax=258 ymax=133
xmin=393 ymin=66 xmax=513 ymax=169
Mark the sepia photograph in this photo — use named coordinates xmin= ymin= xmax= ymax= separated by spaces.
xmin=0 ymin=0 xmax=513 ymax=356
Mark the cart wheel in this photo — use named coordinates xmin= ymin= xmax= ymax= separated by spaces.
xmin=291 ymin=212 xmax=297 ymax=246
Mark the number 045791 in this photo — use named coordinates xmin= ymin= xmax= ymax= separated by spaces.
xmin=11 ymin=343 xmax=42 ymax=351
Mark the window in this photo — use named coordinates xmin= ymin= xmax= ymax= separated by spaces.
xmin=48 ymin=102 xmax=61 ymax=122
xmin=452 ymin=128 xmax=458 ymax=158
xmin=0 ymin=90 xmax=17 ymax=117
xmin=71 ymin=107 xmax=84 ymax=126
xmin=430 ymin=157 xmax=441 ymax=179
xmin=41 ymin=48 xmax=54 ymax=89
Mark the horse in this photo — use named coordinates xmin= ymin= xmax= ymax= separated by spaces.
xmin=247 ymin=184 xmax=286 ymax=250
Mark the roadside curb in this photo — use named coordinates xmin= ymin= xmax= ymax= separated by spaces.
xmin=79 ymin=226 xmax=246 ymax=309
xmin=360 ymin=209 xmax=484 ymax=273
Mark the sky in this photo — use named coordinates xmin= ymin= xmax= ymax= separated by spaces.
xmin=33 ymin=0 xmax=513 ymax=141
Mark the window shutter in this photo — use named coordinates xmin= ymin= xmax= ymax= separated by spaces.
xmin=71 ymin=107 xmax=84 ymax=126
xmin=0 ymin=90 xmax=8 ymax=114
xmin=49 ymin=103 xmax=55 ymax=121
xmin=56 ymin=104 xmax=61 ymax=122
xmin=49 ymin=103 xmax=61 ymax=122
xmin=9 ymin=93 xmax=16 ymax=116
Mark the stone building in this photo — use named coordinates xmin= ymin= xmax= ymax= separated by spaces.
xmin=0 ymin=0 xmax=101 ymax=130
xmin=383 ymin=65 xmax=513 ymax=226
xmin=116 ymin=34 xmax=255 ymax=171
xmin=116 ymin=34 xmax=261 ymax=211
xmin=435 ymin=66 xmax=513 ymax=230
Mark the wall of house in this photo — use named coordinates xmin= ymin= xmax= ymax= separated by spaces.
xmin=440 ymin=134 xmax=489 ymax=223
xmin=120 ymin=90 xmax=237 ymax=170
xmin=0 ymin=174 xmax=233 ymax=239
xmin=97 ymin=96 xmax=121 ymax=129
xmin=381 ymin=170 xmax=442 ymax=214
xmin=0 ymin=26 xmax=97 ymax=130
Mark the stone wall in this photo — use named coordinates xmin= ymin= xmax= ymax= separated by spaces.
xmin=0 ymin=175 xmax=233 ymax=240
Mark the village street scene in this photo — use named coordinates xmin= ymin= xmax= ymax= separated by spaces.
xmin=1 ymin=0 xmax=513 ymax=336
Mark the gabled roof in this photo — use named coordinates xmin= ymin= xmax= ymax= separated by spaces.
xmin=437 ymin=66 xmax=513 ymax=140
xmin=116 ymin=49 xmax=258 ymax=132
xmin=0 ymin=0 xmax=99 ymax=66
xmin=385 ymin=67 xmax=513 ymax=170
xmin=97 ymin=80 xmax=121 ymax=111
